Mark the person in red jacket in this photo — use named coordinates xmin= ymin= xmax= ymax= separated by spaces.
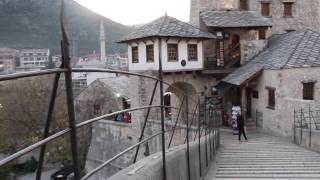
xmin=123 ymin=112 xmax=129 ymax=123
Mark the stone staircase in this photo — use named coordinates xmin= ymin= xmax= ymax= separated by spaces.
xmin=245 ymin=118 xmax=257 ymax=132
xmin=206 ymin=132 xmax=320 ymax=179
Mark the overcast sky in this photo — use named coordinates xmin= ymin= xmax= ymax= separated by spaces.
xmin=74 ymin=0 xmax=191 ymax=25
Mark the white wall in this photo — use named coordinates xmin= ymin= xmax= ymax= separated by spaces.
xmin=161 ymin=38 xmax=203 ymax=72
xmin=128 ymin=39 xmax=160 ymax=71
xmin=128 ymin=38 xmax=204 ymax=72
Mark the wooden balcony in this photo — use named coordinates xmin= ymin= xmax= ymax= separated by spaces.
xmin=202 ymin=45 xmax=241 ymax=74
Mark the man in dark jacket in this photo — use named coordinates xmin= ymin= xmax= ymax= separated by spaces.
xmin=237 ymin=113 xmax=248 ymax=141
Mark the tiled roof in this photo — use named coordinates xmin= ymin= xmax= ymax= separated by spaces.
xmin=118 ymin=15 xmax=215 ymax=42
xmin=99 ymin=76 xmax=130 ymax=98
xmin=222 ymin=30 xmax=320 ymax=86
xmin=200 ymin=10 xmax=272 ymax=28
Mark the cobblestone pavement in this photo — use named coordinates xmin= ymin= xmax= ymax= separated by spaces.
xmin=206 ymin=131 xmax=320 ymax=179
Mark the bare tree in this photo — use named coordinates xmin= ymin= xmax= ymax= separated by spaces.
xmin=0 ymin=75 xmax=68 ymax=153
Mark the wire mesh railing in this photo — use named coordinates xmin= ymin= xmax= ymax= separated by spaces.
xmin=0 ymin=1 xmax=221 ymax=180
xmin=293 ymin=106 xmax=320 ymax=147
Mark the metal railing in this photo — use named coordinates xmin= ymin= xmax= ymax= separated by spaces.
xmin=293 ymin=106 xmax=320 ymax=147
xmin=0 ymin=1 xmax=221 ymax=180
xmin=204 ymin=43 xmax=241 ymax=70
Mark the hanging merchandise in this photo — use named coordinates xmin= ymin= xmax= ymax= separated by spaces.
xmin=231 ymin=106 xmax=241 ymax=135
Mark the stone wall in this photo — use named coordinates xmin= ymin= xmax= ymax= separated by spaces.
xmin=85 ymin=119 xmax=200 ymax=179
xmin=251 ymin=0 xmax=320 ymax=34
xmin=294 ymin=128 xmax=320 ymax=153
xmin=107 ymin=130 xmax=219 ymax=180
xmin=85 ymin=120 xmax=137 ymax=180
xmin=249 ymin=67 xmax=320 ymax=137
xmin=241 ymin=40 xmax=267 ymax=64
xmin=190 ymin=0 xmax=320 ymax=34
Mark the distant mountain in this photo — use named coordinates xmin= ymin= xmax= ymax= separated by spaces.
xmin=0 ymin=0 xmax=133 ymax=55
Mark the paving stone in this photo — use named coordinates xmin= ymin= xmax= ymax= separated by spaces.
xmin=205 ymin=131 xmax=320 ymax=179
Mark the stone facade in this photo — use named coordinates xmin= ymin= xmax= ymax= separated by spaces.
xmin=247 ymin=67 xmax=320 ymax=137
xmin=0 ymin=48 xmax=18 ymax=74
xmin=190 ymin=0 xmax=320 ymax=34
xmin=85 ymin=119 xmax=198 ymax=179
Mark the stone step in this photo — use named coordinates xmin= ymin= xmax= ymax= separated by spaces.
xmin=205 ymin=131 xmax=320 ymax=180
xmin=218 ymin=167 xmax=320 ymax=171
xmin=215 ymin=174 xmax=320 ymax=179
xmin=217 ymin=162 xmax=320 ymax=166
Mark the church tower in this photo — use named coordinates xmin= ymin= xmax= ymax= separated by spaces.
xmin=100 ymin=20 xmax=107 ymax=62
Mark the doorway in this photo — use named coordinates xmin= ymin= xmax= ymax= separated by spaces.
xmin=246 ymin=87 xmax=252 ymax=118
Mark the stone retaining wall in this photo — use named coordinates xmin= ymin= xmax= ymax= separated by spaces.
xmin=107 ymin=130 xmax=220 ymax=180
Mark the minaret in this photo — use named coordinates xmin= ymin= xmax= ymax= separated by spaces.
xmin=100 ymin=20 xmax=107 ymax=62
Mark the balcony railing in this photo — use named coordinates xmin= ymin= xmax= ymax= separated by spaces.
xmin=204 ymin=43 xmax=241 ymax=70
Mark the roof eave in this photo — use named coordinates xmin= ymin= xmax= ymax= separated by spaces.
xmin=117 ymin=35 xmax=215 ymax=43
xmin=205 ymin=24 xmax=273 ymax=28
xmin=222 ymin=68 xmax=264 ymax=87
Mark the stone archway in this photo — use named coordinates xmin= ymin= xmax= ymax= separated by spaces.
xmin=165 ymin=82 xmax=198 ymax=123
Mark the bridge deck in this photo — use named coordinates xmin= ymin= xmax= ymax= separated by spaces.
xmin=205 ymin=131 xmax=320 ymax=179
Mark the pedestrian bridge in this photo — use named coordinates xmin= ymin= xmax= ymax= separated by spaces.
xmin=108 ymin=130 xmax=320 ymax=180
xmin=206 ymin=131 xmax=320 ymax=180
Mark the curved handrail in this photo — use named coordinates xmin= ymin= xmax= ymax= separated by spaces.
xmin=0 ymin=68 xmax=68 ymax=81
xmin=82 ymin=131 xmax=161 ymax=180
xmin=0 ymin=67 xmax=199 ymax=103
xmin=0 ymin=105 xmax=178 ymax=166
xmin=72 ymin=68 xmax=199 ymax=103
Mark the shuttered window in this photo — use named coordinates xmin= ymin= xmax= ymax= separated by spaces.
xmin=259 ymin=29 xmax=267 ymax=40
xmin=261 ymin=3 xmax=270 ymax=17
xmin=188 ymin=44 xmax=198 ymax=61
xmin=132 ymin=47 xmax=139 ymax=63
xmin=266 ymin=87 xmax=275 ymax=109
xmin=167 ymin=44 xmax=178 ymax=61
xmin=146 ymin=45 xmax=154 ymax=62
xmin=239 ymin=0 xmax=248 ymax=10
xmin=303 ymin=82 xmax=315 ymax=100
xmin=283 ymin=2 xmax=293 ymax=17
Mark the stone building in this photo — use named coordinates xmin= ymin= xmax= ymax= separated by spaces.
xmin=117 ymin=1 xmax=320 ymax=138
xmin=190 ymin=0 xmax=320 ymax=34
xmin=18 ymin=49 xmax=50 ymax=69
xmin=0 ymin=48 xmax=18 ymax=74
xmin=220 ymin=30 xmax=320 ymax=137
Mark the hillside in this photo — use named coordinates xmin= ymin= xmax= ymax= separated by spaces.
xmin=0 ymin=0 xmax=133 ymax=55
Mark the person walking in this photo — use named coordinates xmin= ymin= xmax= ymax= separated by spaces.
xmin=237 ymin=112 xmax=248 ymax=141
